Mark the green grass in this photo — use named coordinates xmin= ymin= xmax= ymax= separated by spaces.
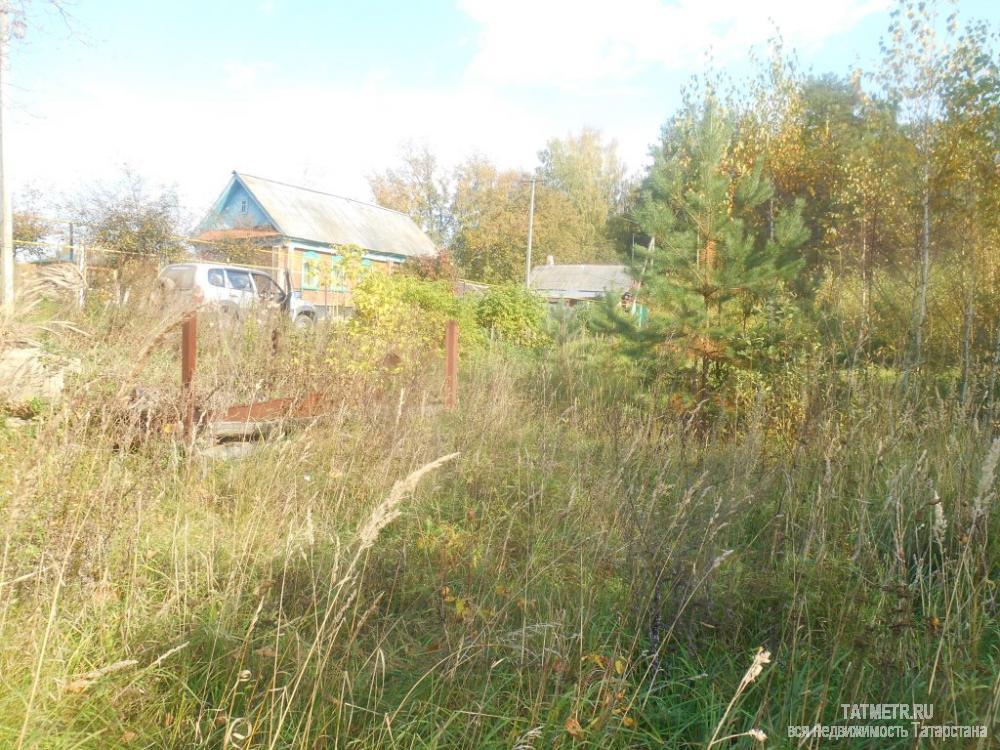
xmin=1 ymin=299 xmax=998 ymax=749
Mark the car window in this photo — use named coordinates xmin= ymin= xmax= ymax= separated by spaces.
xmin=160 ymin=265 xmax=195 ymax=291
xmin=226 ymin=269 xmax=253 ymax=291
xmin=252 ymin=272 xmax=281 ymax=298
xmin=207 ymin=268 xmax=225 ymax=287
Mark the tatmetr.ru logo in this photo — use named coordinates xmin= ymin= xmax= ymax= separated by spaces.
xmin=788 ymin=704 xmax=988 ymax=742
xmin=840 ymin=704 xmax=933 ymax=721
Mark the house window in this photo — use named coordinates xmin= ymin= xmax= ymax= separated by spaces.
xmin=326 ymin=255 xmax=374 ymax=292
xmin=240 ymin=199 xmax=248 ymax=214
xmin=329 ymin=255 xmax=346 ymax=292
xmin=302 ymin=251 xmax=321 ymax=290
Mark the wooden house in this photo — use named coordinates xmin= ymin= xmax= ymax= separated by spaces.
xmin=192 ymin=172 xmax=437 ymax=312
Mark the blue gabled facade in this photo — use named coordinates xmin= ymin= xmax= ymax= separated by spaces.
xmin=206 ymin=179 xmax=275 ymax=233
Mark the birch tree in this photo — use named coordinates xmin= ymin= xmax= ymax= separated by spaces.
xmin=879 ymin=0 xmax=951 ymax=374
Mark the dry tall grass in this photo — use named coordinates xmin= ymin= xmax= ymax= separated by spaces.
xmin=0 ymin=288 xmax=997 ymax=748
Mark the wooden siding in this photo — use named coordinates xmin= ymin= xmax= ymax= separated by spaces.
xmin=271 ymin=244 xmax=395 ymax=307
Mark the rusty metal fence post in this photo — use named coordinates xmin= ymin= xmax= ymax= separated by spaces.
xmin=444 ymin=320 xmax=458 ymax=409
xmin=181 ymin=313 xmax=198 ymax=441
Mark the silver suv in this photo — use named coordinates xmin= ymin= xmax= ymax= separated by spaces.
xmin=157 ymin=262 xmax=319 ymax=326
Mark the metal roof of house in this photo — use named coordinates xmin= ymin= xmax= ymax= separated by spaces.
xmin=529 ymin=264 xmax=632 ymax=299
xmin=227 ymin=173 xmax=437 ymax=259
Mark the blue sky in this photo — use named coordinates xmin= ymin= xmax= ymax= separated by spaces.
xmin=8 ymin=0 xmax=999 ymax=220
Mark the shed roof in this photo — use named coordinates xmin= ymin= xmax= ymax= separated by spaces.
xmin=529 ymin=264 xmax=632 ymax=298
xmin=201 ymin=173 xmax=438 ymax=259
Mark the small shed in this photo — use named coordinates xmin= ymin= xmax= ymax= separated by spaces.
xmin=528 ymin=263 xmax=633 ymax=304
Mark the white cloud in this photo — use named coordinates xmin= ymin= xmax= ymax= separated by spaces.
xmin=458 ymin=0 xmax=889 ymax=88
xmin=7 ymin=0 xmax=888 ymax=219
xmin=9 ymin=76 xmax=565 ymax=217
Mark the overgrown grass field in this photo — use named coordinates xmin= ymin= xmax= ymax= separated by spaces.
xmin=1 ymin=291 xmax=998 ymax=749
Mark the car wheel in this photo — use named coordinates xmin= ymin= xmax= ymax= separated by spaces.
xmin=294 ymin=313 xmax=315 ymax=329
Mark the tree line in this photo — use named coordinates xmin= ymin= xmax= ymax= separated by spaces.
xmin=367 ymin=128 xmax=631 ymax=283
xmin=10 ymin=0 xmax=998 ymax=403
xmin=372 ymin=0 xmax=1000 ymax=405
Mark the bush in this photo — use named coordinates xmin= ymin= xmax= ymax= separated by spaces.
xmin=346 ymin=272 xmax=483 ymax=369
xmin=475 ymin=284 xmax=547 ymax=347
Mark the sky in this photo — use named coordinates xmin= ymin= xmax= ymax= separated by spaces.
xmin=7 ymin=0 xmax=999 ymax=223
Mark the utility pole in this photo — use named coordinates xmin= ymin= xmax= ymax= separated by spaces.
xmin=524 ymin=175 xmax=536 ymax=289
xmin=0 ymin=7 xmax=12 ymax=315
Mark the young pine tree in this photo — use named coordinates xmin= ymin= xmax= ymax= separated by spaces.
xmin=600 ymin=101 xmax=808 ymax=400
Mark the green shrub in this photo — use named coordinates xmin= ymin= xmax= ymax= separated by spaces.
xmin=344 ymin=273 xmax=483 ymax=369
xmin=475 ymin=284 xmax=547 ymax=347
